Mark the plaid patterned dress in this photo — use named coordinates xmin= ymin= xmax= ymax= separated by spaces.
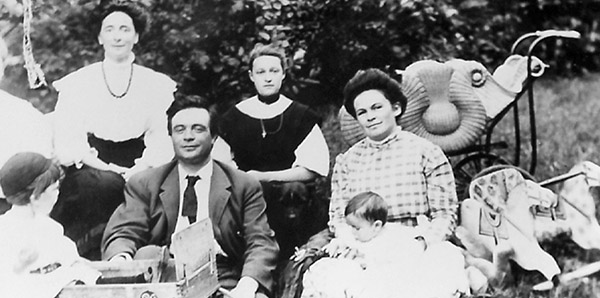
xmin=329 ymin=127 xmax=458 ymax=242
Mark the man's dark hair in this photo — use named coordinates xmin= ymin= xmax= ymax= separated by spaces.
xmin=343 ymin=68 xmax=407 ymax=119
xmin=248 ymin=43 xmax=288 ymax=72
xmin=94 ymin=1 xmax=149 ymax=38
xmin=344 ymin=191 xmax=388 ymax=225
xmin=166 ymin=94 xmax=219 ymax=137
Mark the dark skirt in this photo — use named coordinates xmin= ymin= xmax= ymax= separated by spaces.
xmin=50 ymin=134 xmax=145 ymax=260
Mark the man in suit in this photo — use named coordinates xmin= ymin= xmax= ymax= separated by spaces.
xmin=101 ymin=95 xmax=279 ymax=298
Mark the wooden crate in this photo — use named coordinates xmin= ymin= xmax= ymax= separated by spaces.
xmin=58 ymin=219 xmax=219 ymax=298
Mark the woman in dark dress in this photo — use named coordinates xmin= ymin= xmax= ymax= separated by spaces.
xmin=219 ymin=44 xmax=330 ymax=260
xmin=51 ymin=1 xmax=175 ymax=259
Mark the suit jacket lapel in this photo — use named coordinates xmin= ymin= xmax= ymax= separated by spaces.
xmin=209 ymin=162 xmax=231 ymax=226
xmin=159 ymin=162 xmax=180 ymax=239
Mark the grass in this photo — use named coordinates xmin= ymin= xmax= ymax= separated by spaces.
xmin=488 ymin=74 xmax=600 ymax=182
xmin=314 ymin=72 xmax=600 ymax=297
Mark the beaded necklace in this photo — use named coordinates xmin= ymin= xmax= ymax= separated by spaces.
xmin=101 ymin=61 xmax=134 ymax=99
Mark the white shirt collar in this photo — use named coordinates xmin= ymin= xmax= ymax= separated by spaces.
xmin=236 ymin=95 xmax=293 ymax=119
xmin=178 ymin=159 xmax=213 ymax=182
xmin=365 ymin=126 xmax=403 ymax=148
xmin=173 ymin=159 xmax=214 ymax=235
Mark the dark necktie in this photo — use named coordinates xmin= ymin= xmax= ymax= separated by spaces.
xmin=182 ymin=175 xmax=200 ymax=224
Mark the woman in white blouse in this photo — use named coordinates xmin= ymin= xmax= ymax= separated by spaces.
xmin=51 ymin=1 xmax=175 ymax=259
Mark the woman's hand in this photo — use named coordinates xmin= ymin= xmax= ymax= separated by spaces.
xmin=322 ymin=238 xmax=345 ymax=256
xmin=323 ymin=239 xmax=360 ymax=259
xmin=246 ymin=167 xmax=317 ymax=183
xmin=123 ymin=164 xmax=148 ymax=181
xmin=107 ymin=163 xmax=128 ymax=176
xmin=106 ymin=163 xmax=147 ymax=181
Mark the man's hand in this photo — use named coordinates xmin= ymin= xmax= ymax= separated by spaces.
xmin=220 ymin=276 xmax=258 ymax=298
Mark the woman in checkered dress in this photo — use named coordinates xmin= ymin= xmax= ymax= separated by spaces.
xmin=299 ymin=69 xmax=469 ymax=298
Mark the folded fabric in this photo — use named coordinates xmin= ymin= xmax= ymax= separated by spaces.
xmin=493 ymin=55 xmax=548 ymax=94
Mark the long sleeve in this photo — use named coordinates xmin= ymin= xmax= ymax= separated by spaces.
xmin=238 ymin=174 xmax=279 ymax=291
xmin=328 ymin=153 xmax=351 ymax=237
xmin=101 ymin=173 xmax=154 ymax=260
xmin=135 ymin=75 xmax=176 ymax=168
xmin=53 ymin=74 xmax=95 ymax=167
xmin=421 ymin=144 xmax=458 ymax=243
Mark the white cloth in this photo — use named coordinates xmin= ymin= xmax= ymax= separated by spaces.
xmin=302 ymin=224 xmax=423 ymax=298
xmin=0 ymin=90 xmax=53 ymax=197
xmin=294 ymin=125 xmax=330 ymax=177
xmin=302 ymin=224 xmax=469 ymax=298
xmin=52 ymin=59 xmax=176 ymax=168
xmin=211 ymin=137 xmax=237 ymax=168
xmin=354 ymin=223 xmax=421 ymax=273
xmin=229 ymin=95 xmax=330 ymax=176
xmin=0 ymin=207 xmax=98 ymax=298
xmin=236 ymin=95 xmax=293 ymax=119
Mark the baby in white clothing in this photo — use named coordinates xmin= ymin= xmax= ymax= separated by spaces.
xmin=303 ymin=191 xmax=424 ymax=298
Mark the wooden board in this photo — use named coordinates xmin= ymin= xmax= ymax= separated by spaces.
xmin=58 ymin=283 xmax=181 ymax=298
xmin=57 ymin=218 xmax=219 ymax=298
xmin=170 ymin=218 xmax=217 ymax=281
xmin=171 ymin=218 xmax=219 ymax=298
xmin=88 ymin=260 xmax=160 ymax=281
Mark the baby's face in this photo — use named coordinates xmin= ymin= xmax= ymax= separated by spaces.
xmin=346 ymin=214 xmax=381 ymax=242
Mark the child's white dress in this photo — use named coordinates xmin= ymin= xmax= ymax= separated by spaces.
xmin=301 ymin=223 xmax=424 ymax=298
xmin=301 ymin=223 xmax=469 ymax=298
xmin=0 ymin=208 xmax=99 ymax=298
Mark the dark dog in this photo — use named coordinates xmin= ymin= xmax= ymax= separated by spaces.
xmin=262 ymin=181 xmax=329 ymax=261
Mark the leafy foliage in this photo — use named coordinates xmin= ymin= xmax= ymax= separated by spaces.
xmin=0 ymin=0 xmax=598 ymax=113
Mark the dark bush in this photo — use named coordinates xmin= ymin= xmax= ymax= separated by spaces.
xmin=1 ymin=0 xmax=598 ymax=111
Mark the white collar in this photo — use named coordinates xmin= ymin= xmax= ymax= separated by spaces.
xmin=365 ymin=126 xmax=403 ymax=148
xmin=178 ymin=159 xmax=213 ymax=182
xmin=236 ymin=95 xmax=293 ymax=119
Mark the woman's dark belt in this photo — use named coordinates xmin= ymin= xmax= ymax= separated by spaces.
xmin=388 ymin=217 xmax=418 ymax=227
xmin=87 ymin=133 xmax=145 ymax=168
xmin=30 ymin=262 xmax=61 ymax=274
